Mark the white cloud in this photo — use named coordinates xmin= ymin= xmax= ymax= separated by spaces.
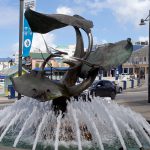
xmin=31 ymin=33 xmax=56 ymax=52
xmin=93 ymin=36 xmax=107 ymax=45
xmin=11 ymin=42 xmax=19 ymax=54
xmin=101 ymin=40 xmax=108 ymax=44
xmin=0 ymin=6 xmax=18 ymax=27
xmin=86 ymin=0 xmax=106 ymax=15
xmin=56 ymin=6 xmax=74 ymax=15
xmin=73 ymin=0 xmax=105 ymax=15
xmin=73 ymin=0 xmax=150 ymax=26
xmin=93 ymin=36 xmax=99 ymax=45
xmin=106 ymin=0 xmax=150 ymax=25
xmin=139 ymin=36 xmax=149 ymax=42
xmin=10 ymin=33 xmax=56 ymax=55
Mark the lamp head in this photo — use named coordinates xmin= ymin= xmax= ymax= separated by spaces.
xmin=139 ymin=19 xmax=146 ymax=25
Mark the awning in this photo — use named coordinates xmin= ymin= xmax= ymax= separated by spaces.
xmin=34 ymin=67 xmax=69 ymax=71
xmin=0 ymin=75 xmax=6 ymax=79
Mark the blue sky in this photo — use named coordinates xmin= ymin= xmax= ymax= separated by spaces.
xmin=0 ymin=0 xmax=150 ymax=58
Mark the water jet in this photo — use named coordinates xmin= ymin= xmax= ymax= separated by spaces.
xmin=0 ymin=97 xmax=149 ymax=149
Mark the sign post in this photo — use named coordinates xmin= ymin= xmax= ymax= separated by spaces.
xmin=18 ymin=0 xmax=24 ymax=100
xmin=18 ymin=0 xmax=36 ymax=100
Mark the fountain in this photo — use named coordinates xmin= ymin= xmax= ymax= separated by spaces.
xmin=0 ymin=97 xmax=149 ymax=149
xmin=1 ymin=8 xmax=149 ymax=150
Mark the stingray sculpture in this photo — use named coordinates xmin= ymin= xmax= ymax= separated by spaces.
xmin=11 ymin=9 xmax=133 ymax=112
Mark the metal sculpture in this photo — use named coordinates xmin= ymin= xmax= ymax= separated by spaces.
xmin=11 ymin=9 xmax=133 ymax=110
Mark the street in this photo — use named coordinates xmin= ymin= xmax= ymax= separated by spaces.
xmin=116 ymin=86 xmax=147 ymax=102
xmin=115 ymin=85 xmax=150 ymax=121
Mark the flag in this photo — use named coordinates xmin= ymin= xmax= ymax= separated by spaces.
xmin=23 ymin=0 xmax=36 ymax=57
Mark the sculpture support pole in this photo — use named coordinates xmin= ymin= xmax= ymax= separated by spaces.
xmin=18 ymin=0 xmax=24 ymax=100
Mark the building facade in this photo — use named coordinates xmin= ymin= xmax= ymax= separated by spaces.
xmin=122 ymin=45 xmax=148 ymax=79
xmin=29 ymin=52 xmax=68 ymax=69
xmin=0 ymin=58 xmax=15 ymax=71
xmin=56 ymin=45 xmax=76 ymax=57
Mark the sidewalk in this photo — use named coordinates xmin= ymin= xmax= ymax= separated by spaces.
xmin=124 ymin=83 xmax=147 ymax=92
xmin=0 ymin=96 xmax=16 ymax=104
xmin=117 ymin=99 xmax=150 ymax=121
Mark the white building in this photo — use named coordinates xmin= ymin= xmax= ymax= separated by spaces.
xmin=56 ymin=45 xmax=76 ymax=57
xmin=0 ymin=58 xmax=14 ymax=71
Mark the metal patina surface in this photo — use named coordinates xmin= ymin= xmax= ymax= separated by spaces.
xmin=11 ymin=9 xmax=133 ymax=106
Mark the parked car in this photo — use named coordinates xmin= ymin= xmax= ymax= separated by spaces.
xmin=115 ymin=84 xmax=123 ymax=93
xmin=120 ymin=73 xmax=130 ymax=80
xmin=112 ymin=81 xmax=123 ymax=93
xmin=89 ymin=80 xmax=117 ymax=100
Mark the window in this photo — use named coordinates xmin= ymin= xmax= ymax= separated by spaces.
xmin=123 ymin=68 xmax=128 ymax=73
xmin=97 ymin=81 xmax=104 ymax=87
xmin=129 ymin=68 xmax=133 ymax=74
xmin=35 ymin=63 xmax=40 ymax=68
xmin=139 ymin=57 xmax=143 ymax=62
xmin=104 ymin=81 xmax=112 ymax=87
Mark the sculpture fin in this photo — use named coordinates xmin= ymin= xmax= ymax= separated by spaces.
xmin=80 ymin=39 xmax=133 ymax=78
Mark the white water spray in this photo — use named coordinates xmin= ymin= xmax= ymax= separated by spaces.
xmin=83 ymin=109 xmax=104 ymax=150
xmin=0 ymin=109 xmax=26 ymax=142
xmin=102 ymin=103 xmax=127 ymax=150
xmin=13 ymin=107 xmax=37 ymax=147
xmin=71 ymin=108 xmax=82 ymax=150
xmin=32 ymin=113 xmax=47 ymax=150
xmin=0 ymin=97 xmax=149 ymax=149
xmin=54 ymin=113 xmax=62 ymax=150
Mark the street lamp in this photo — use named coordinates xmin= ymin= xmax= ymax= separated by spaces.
xmin=139 ymin=10 xmax=150 ymax=103
xmin=50 ymin=63 xmax=53 ymax=80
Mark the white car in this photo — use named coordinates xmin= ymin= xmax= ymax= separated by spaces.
xmin=120 ymin=73 xmax=130 ymax=80
xmin=112 ymin=81 xmax=123 ymax=93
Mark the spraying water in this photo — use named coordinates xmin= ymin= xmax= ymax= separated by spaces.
xmin=0 ymin=96 xmax=149 ymax=150
xmin=54 ymin=113 xmax=62 ymax=150
xmin=0 ymin=109 xmax=26 ymax=142
xmin=71 ymin=107 xmax=82 ymax=150
xmin=13 ymin=107 xmax=37 ymax=147
xmin=32 ymin=113 xmax=47 ymax=150
xmin=84 ymin=110 xmax=104 ymax=150
xmin=101 ymin=102 xmax=127 ymax=150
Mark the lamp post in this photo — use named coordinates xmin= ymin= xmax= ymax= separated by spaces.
xmin=18 ymin=0 xmax=24 ymax=99
xmin=50 ymin=63 xmax=53 ymax=80
xmin=139 ymin=10 xmax=150 ymax=103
